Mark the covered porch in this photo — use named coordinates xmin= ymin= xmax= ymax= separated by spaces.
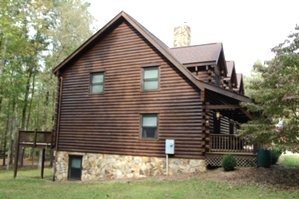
xmin=203 ymin=89 xmax=257 ymax=167
xmin=206 ymin=134 xmax=257 ymax=167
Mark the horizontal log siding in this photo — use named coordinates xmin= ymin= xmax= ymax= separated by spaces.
xmin=57 ymin=21 xmax=204 ymax=159
xmin=208 ymin=111 xmax=215 ymax=134
xmin=191 ymin=71 xmax=211 ymax=82
xmin=220 ymin=116 xmax=230 ymax=134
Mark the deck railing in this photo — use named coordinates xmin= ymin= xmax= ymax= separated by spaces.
xmin=210 ymin=134 xmax=256 ymax=153
xmin=18 ymin=129 xmax=55 ymax=148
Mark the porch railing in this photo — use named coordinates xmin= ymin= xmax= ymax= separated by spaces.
xmin=209 ymin=134 xmax=256 ymax=153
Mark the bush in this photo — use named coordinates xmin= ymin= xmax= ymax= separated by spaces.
xmin=270 ymin=150 xmax=282 ymax=164
xmin=221 ymin=154 xmax=237 ymax=171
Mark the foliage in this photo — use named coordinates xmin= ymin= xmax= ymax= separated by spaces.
xmin=0 ymin=0 xmax=96 ymax=165
xmin=270 ymin=150 xmax=282 ymax=164
xmin=221 ymin=154 xmax=237 ymax=171
xmin=239 ymin=25 xmax=299 ymax=152
xmin=0 ymin=168 xmax=298 ymax=199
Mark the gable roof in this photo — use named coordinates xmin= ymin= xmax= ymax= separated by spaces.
xmin=236 ymin=73 xmax=243 ymax=89
xmin=52 ymin=11 xmax=251 ymax=103
xmin=169 ymin=43 xmax=222 ymax=65
xmin=226 ymin=61 xmax=235 ymax=77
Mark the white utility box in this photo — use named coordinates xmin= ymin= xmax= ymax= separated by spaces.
xmin=165 ymin=139 xmax=175 ymax=154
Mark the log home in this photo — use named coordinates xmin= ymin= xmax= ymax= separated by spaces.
xmin=52 ymin=11 xmax=255 ymax=181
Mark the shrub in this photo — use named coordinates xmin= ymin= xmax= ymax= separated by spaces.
xmin=221 ymin=154 xmax=237 ymax=171
xmin=270 ymin=150 xmax=282 ymax=164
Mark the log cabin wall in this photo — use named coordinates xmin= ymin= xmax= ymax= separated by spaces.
xmin=187 ymin=66 xmax=217 ymax=85
xmin=56 ymin=21 xmax=205 ymax=160
xmin=220 ymin=116 xmax=230 ymax=134
xmin=207 ymin=111 xmax=233 ymax=135
xmin=208 ymin=111 xmax=215 ymax=134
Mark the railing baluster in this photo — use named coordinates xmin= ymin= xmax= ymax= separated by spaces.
xmin=209 ymin=134 xmax=254 ymax=153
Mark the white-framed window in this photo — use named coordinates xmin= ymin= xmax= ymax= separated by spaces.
xmin=141 ymin=114 xmax=158 ymax=139
xmin=142 ymin=67 xmax=159 ymax=91
xmin=90 ymin=72 xmax=104 ymax=94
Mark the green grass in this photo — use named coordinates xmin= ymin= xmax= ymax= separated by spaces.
xmin=281 ymin=155 xmax=299 ymax=168
xmin=0 ymin=168 xmax=298 ymax=199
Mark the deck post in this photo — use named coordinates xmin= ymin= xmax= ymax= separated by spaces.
xmin=33 ymin=129 xmax=37 ymax=148
xmin=41 ymin=148 xmax=45 ymax=179
xmin=13 ymin=129 xmax=21 ymax=179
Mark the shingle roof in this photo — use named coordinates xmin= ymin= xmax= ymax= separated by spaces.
xmin=169 ymin=43 xmax=222 ymax=64
xmin=226 ymin=61 xmax=235 ymax=77
xmin=53 ymin=11 xmax=251 ymax=103
xmin=125 ymin=13 xmax=170 ymax=54
xmin=236 ymin=73 xmax=243 ymax=88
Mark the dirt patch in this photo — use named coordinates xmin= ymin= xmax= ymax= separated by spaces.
xmin=199 ymin=165 xmax=299 ymax=191
xmin=122 ymin=164 xmax=299 ymax=192
xmin=102 ymin=164 xmax=299 ymax=192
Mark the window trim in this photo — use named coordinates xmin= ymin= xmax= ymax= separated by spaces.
xmin=90 ymin=72 xmax=105 ymax=94
xmin=142 ymin=66 xmax=159 ymax=91
xmin=140 ymin=113 xmax=159 ymax=140
xmin=68 ymin=155 xmax=82 ymax=180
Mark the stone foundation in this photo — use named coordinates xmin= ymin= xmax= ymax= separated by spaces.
xmin=55 ymin=151 xmax=206 ymax=181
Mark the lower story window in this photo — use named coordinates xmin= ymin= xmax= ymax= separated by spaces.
xmin=141 ymin=114 xmax=158 ymax=139
xmin=68 ymin=155 xmax=82 ymax=180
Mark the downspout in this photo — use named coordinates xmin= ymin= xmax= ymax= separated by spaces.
xmin=52 ymin=76 xmax=63 ymax=181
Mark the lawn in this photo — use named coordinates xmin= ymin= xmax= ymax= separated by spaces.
xmin=280 ymin=154 xmax=299 ymax=168
xmin=0 ymin=166 xmax=299 ymax=199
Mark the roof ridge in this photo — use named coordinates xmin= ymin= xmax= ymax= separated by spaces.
xmin=124 ymin=12 xmax=171 ymax=52
xmin=53 ymin=11 xmax=251 ymax=103
xmin=170 ymin=42 xmax=221 ymax=49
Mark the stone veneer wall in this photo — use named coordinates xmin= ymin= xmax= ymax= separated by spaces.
xmin=55 ymin=151 xmax=206 ymax=181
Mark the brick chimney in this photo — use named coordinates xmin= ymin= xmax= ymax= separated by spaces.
xmin=173 ymin=23 xmax=191 ymax=47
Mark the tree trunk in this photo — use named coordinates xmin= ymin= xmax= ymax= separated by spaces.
xmin=39 ymin=73 xmax=51 ymax=168
xmin=7 ymin=97 xmax=16 ymax=170
xmin=25 ymin=70 xmax=36 ymax=130
xmin=19 ymin=63 xmax=35 ymax=167
xmin=2 ymin=110 xmax=10 ymax=166
xmin=0 ymin=1 xmax=16 ymax=116
xmin=21 ymin=65 xmax=34 ymax=129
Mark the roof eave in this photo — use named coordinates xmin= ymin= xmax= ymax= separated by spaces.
xmin=202 ymin=81 xmax=252 ymax=103
xmin=122 ymin=13 xmax=205 ymax=91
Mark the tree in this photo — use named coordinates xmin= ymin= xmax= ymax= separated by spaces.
xmin=0 ymin=0 xmax=96 ymax=166
xmin=239 ymin=25 xmax=299 ymax=152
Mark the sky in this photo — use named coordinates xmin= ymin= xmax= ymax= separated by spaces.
xmin=87 ymin=0 xmax=299 ymax=76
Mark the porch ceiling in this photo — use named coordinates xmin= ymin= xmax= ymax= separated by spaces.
xmin=205 ymin=90 xmax=253 ymax=123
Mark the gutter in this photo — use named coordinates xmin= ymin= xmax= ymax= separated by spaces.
xmin=52 ymin=76 xmax=63 ymax=181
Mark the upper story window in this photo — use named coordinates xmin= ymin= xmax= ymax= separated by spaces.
xmin=142 ymin=67 xmax=159 ymax=91
xmin=90 ymin=72 xmax=104 ymax=94
xmin=141 ymin=114 xmax=158 ymax=139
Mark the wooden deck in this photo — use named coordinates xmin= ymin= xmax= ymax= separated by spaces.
xmin=18 ymin=129 xmax=55 ymax=148
xmin=206 ymin=134 xmax=257 ymax=167
xmin=14 ymin=129 xmax=55 ymax=179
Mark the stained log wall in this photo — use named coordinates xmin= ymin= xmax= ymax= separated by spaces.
xmin=56 ymin=21 xmax=204 ymax=159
